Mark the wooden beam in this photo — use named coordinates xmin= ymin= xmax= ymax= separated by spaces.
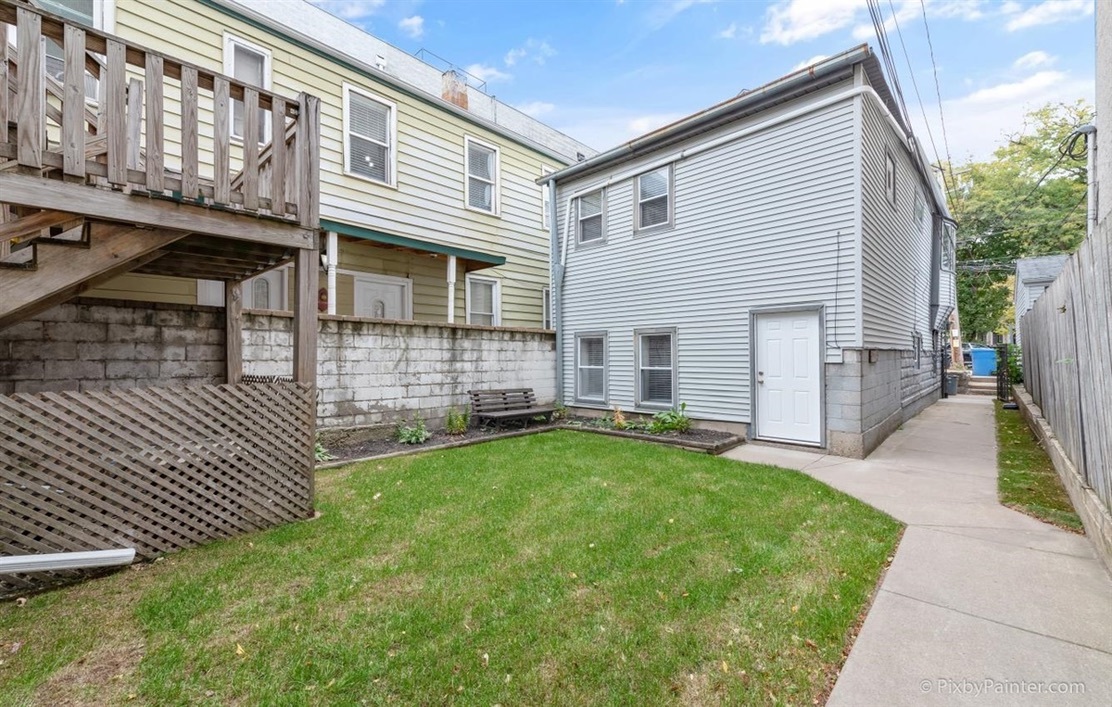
xmin=144 ymin=53 xmax=165 ymax=192
xmin=105 ymin=39 xmax=126 ymax=185
xmin=213 ymin=76 xmax=230 ymax=205
xmin=293 ymin=246 xmax=318 ymax=385
xmin=226 ymin=281 xmax=243 ymax=384
xmin=62 ymin=24 xmax=86 ymax=179
xmin=296 ymin=93 xmax=321 ymax=229
xmin=0 ymin=19 xmax=9 ymax=145
xmin=181 ymin=65 xmax=199 ymax=200
xmin=125 ymin=77 xmax=143 ymax=172
xmin=0 ymin=171 xmax=315 ymax=249
xmin=270 ymin=97 xmax=287 ymax=218
xmin=0 ymin=210 xmax=80 ymax=245
xmin=242 ymin=87 xmax=259 ymax=211
xmin=15 ymin=8 xmax=43 ymax=169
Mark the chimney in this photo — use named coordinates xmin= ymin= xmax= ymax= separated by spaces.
xmin=442 ymin=70 xmax=468 ymax=110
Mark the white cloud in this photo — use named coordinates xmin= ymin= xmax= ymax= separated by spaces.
xmin=1013 ymin=51 xmax=1055 ymax=70
xmin=762 ymin=0 xmax=863 ymax=45
xmin=464 ymin=64 xmax=512 ymax=85
xmin=1003 ymin=0 xmax=1093 ymax=32
xmin=307 ymin=0 xmax=385 ymax=21
xmin=627 ymin=113 xmax=687 ymax=138
xmin=646 ymin=0 xmax=718 ymax=31
xmin=910 ymin=69 xmax=1094 ymax=163
xmin=398 ymin=15 xmax=424 ymax=39
xmin=716 ymin=22 xmax=738 ymax=39
xmin=515 ymin=101 xmax=556 ymax=117
xmin=504 ymin=39 xmax=556 ymax=67
xmin=551 ymin=108 xmax=688 ymax=151
xmin=792 ymin=54 xmax=829 ymax=71
xmin=851 ymin=0 xmax=985 ymax=41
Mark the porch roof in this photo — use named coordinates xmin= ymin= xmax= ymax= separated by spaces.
xmin=320 ymin=219 xmax=507 ymax=267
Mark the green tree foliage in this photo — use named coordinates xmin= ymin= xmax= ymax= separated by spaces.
xmin=949 ymin=101 xmax=1092 ymax=338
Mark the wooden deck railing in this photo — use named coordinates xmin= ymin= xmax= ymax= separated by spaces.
xmin=0 ymin=1 xmax=319 ymax=228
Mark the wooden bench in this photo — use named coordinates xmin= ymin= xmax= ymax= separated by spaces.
xmin=468 ymin=388 xmax=557 ymax=428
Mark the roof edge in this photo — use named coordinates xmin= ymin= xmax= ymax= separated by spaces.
xmin=321 ymin=219 xmax=507 ymax=266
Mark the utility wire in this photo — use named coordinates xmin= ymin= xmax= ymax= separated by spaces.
xmin=919 ymin=0 xmax=957 ymax=203
xmin=886 ymin=0 xmax=957 ymax=206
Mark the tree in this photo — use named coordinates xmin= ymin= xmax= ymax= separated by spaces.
xmin=948 ymin=101 xmax=1093 ymax=339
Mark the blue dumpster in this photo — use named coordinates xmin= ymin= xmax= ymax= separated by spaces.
xmin=971 ymin=348 xmax=996 ymax=376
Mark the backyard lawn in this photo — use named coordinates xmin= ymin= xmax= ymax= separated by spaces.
xmin=0 ymin=431 xmax=900 ymax=706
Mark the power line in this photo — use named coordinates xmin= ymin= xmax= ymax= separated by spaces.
xmin=919 ymin=0 xmax=956 ymax=202
xmin=885 ymin=0 xmax=957 ymax=206
xmin=867 ymin=0 xmax=912 ymax=130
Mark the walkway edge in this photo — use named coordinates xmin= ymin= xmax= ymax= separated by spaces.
xmin=1013 ymin=387 xmax=1112 ymax=578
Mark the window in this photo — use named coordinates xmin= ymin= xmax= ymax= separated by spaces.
xmin=465 ymin=137 xmax=499 ymax=213
xmin=466 ymin=275 xmax=500 ymax=325
xmin=884 ymin=151 xmax=897 ymax=208
xmin=36 ymin=0 xmax=101 ymax=100
xmin=636 ymin=329 xmax=676 ymax=408
xmin=541 ymin=166 xmax=555 ymax=230
xmin=576 ymin=333 xmax=607 ymax=402
xmin=243 ymin=269 xmax=287 ymax=310
xmin=344 ymin=86 xmax=395 ymax=185
xmin=942 ymin=221 xmax=956 ymax=272
xmin=223 ymin=34 xmax=271 ymax=142
xmin=576 ymin=189 xmax=605 ymax=244
xmin=636 ymin=165 xmax=673 ymax=231
xmin=542 ymin=287 xmax=552 ymax=329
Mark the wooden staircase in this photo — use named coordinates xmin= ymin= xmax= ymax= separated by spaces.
xmin=0 ymin=0 xmax=319 ymax=333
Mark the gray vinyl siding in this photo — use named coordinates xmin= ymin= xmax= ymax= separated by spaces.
xmin=557 ymin=81 xmax=858 ymax=424
xmin=860 ymin=96 xmax=934 ymax=349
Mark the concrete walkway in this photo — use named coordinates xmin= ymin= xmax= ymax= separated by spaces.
xmin=724 ymin=397 xmax=1112 ymax=706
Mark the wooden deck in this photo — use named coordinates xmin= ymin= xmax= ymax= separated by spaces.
xmin=0 ymin=0 xmax=322 ymax=594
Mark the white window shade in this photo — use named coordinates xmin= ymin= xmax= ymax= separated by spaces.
xmin=348 ymin=92 xmax=391 ymax=183
xmin=466 ymin=140 xmax=497 ymax=212
xmin=638 ymin=167 xmax=671 ymax=229
xmin=638 ymin=332 xmax=675 ymax=405
xmin=577 ymin=190 xmax=604 ymax=243
xmin=467 ymin=278 xmax=498 ymax=325
xmin=230 ymin=41 xmax=269 ymax=141
xmin=578 ymin=336 xmax=606 ymax=400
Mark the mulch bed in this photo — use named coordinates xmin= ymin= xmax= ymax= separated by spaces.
xmin=319 ymin=417 xmax=742 ymax=466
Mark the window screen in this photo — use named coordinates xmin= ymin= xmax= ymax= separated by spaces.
xmin=577 ymin=336 xmax=606 ymax=401
xmin=468 ymin=278 xmax=496 ymax=325
xmin=577 ymin=190 xmax=604 ymax=243
xmin=638 ymin=332 xmax=674 ymax=405
xmin=638 ymin=167 xmax=671 ymax=229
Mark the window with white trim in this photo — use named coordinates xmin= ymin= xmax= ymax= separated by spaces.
xmin=576 ymin=333 xmax=607 ymax=402
xmin=223 ymin=34 xmax=271 ymax=142
xmin=465 ymin=137 xmax=499 ymax=213
xmin=36 ymin=0 xmax=101 ymax=100
xmin=884 ymin=151 xmax=897 ymax=208
xmin=942 ymin=221 xmax=956 ymax=272
xmin=576 ymin=189 xmax=605 ymax=244
xmin=541 ymin=166 xmax=554 ymax=230
xmin=344 ymin=86 xmax=395 ymax=185
xmin=542 ymin=287 xmax=552 ymax=329
xmin=243 ymin=269 xmax=287 ymax=310
xmin=636 ymin=166 xmax=673 ymax=231
xmin=466 ymin=275 xmax=500 ymax=326
xmin=636 ymin=329 xmax=676 ymax=408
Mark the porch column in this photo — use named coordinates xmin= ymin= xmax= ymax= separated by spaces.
xmin=325 ymin=230 xmax=337 ymax=315
xmin=446 ymin=254 xmax=457 ymax=323
xmin=293 ymin=247 xmax=318 ymax=384
xmin=225 ymin=280 xmax=242 ymax=383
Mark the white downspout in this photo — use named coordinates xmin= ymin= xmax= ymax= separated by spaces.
xmin=325 ymin=230 xmax=338 ymax=315
xmin=446 ymin=254 xmax=457 ymax=323
xmin=1077 ymin=125 xmax=1097 ymax=239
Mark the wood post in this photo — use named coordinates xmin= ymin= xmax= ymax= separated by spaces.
xmin=105 ymin=39 xmax=126 ymax=185
xmin=225 ymin=280 xmax=243 ymax=384
xmin=144 ymin=53 xmax=165 ymax=192
xmin=62 ymin=24 xmax=86 ymax=179
xmin=15 ymin=8 xmax=43 ymax=169
xmin=295 ymin=92 xmax=320 ymax=229
xmin=293 ymin=246 xmax=318 ymax=385
xmin=181 ymin=66 xmax=199 ymax=200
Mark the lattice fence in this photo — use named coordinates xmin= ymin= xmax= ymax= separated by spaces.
xmin=0 ymin=382 xmax=315 ymax=598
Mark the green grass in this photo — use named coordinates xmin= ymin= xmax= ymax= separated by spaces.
xmin=0 ymin=431 xmax=901 ymax=706
xmin=996 ymin=402 xmax=1084 ymax=532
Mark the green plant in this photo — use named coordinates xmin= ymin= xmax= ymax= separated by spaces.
xmin=396 ymin=415 xmax=431 ymax=445
xmin=445 ymin=408 xmax=470 ymax=436
xmin=650 ymin=402 xmax=692 ymax=434
xmin=1006 ymin=344 xmax=1023 ymax=384
xmin=552 ymin=403 xmax=568 ymax=420
xmin=314 ymin=441 xmax=335 ymax=462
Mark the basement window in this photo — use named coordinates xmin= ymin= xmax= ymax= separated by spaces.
xmin=576 ymin=333 xmax=607 ymax=403
xmin=636 ymin=329 xmax=677 ymax=408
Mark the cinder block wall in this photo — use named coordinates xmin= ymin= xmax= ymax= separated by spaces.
xmin=826 ymin=348 xmax=940 ymax=457
xmin=243 ymin=313 xmax=557 ymax=429
xmin=0 ymin=298 xmax=225 ymax=394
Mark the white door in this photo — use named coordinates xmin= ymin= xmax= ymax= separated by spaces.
xmin=755 ymin=310 xmax=822 ymax=445
xmin=354 ymin=277 xmax=408 ymax=319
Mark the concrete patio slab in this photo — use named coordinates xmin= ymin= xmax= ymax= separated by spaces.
xmin=725 ymin=396 xmax=1112 ymax=706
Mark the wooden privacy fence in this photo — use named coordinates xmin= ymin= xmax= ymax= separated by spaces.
xmin=0 ymin=1 xmax=316 ymax=225
xmin=0 ymin=382 xmax=315 ymax=598
xmin=1021 ymin=218 xmax=1112 ymax=515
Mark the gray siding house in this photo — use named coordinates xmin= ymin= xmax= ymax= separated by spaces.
xmin=544 ymin=46 xmax=957 ymax=458
xmin=1013 ymin=254 xmax=1069 ymax=347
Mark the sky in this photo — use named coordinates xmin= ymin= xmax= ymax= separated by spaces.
xmin=306 ymin=0 xmax=1097 ymax=165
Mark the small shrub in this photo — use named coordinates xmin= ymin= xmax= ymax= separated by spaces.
xmin=1007 ymin=344 xmax=1023 ymax=384
xmin=446 ymin=408 xmax=470 ymax=436
xmin=612 ymin=407 xmax=627 ymax=430
xmin=396 ymin=415 xmax=431 ymax=445
xmin=650 ymin=403 xmax=692 ymax=434
xmin=314 ymin=441 xmax=335 ymax=462
xmin=552 ymin=403 xmax=568 ymax=420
